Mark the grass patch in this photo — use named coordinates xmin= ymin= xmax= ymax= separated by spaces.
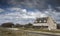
xmin=19 ymin=28 xmax=60 ymax=33
xmin=0 ymin=27 xmax=27 ymax=36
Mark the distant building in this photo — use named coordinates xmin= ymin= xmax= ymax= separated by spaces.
xmin=33 ymin=16 xmax=57 ymax=30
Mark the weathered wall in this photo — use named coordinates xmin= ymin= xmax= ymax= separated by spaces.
xmin=47 ymin=17 xmax=57 ymax=30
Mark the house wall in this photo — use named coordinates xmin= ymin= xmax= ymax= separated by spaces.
xmin=47 ymin=17 xmax=57 ymax=30
xmin=33 ymin=23 xmax=48 ymax=26
xmin=33 ymin=23 xmax=49 ymax=29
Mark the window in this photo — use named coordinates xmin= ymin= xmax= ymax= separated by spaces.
xmin=35 ymin=18 xmax=47 ymax=23
xmin=44 ymin=20 xmax=47 ymax=23
xmin=39 ymin=20 xmax=41 ymax=23
xmin=40 ymin=20 xmax=47 ymax=23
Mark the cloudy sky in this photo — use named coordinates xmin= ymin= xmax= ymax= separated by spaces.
xmin=0 ymin=0 xmax=60 ymax=24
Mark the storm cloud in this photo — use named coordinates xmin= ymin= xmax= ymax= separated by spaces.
xmin=0 ymin=0 xmax=60 ymax=11
xmin=0 ymin=0 xmax=60 ymax=24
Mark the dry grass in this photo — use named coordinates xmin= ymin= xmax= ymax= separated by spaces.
xmin=0 ymin=27 xmax=27 ymax=36
xmin=19 ymin=28 xmax=60 ymax=33
xmin=0 ymin=27 xmax=60 ymax=36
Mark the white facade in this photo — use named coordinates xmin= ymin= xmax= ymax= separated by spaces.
xmin=33 ymin=23 xmax=48 ymax=26
xmin=33 ymin=16 xmax=57 ymax=30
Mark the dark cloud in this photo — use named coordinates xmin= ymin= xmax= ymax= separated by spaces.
xmin=49 ymin=0 xmax=60 ymax=7
xmin=10 ymin=0 xmax=48 ymax=10
xmin=48 ymin=0 xmax=60 ymax=12
xmin=0 ymin=0 xmax=48 ymax=10
xmin=0 ymin=0 xmax=60 ymax=11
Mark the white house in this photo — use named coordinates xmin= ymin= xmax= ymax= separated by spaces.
xmin=33 ymin=16 xmax=57 ymax=30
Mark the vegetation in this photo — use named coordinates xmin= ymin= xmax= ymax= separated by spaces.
xmin=1 ymin=22 xmax=14 ymax=28
xmin=15 ymin=24 xmax=22 ymax=27
xmin=0 ymin=27 xmax=27 ymax=36
xmin=24 ymin=23 xmax=33 ymax=28
xmin=1 ymin=22 xmax=33 ymax=28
